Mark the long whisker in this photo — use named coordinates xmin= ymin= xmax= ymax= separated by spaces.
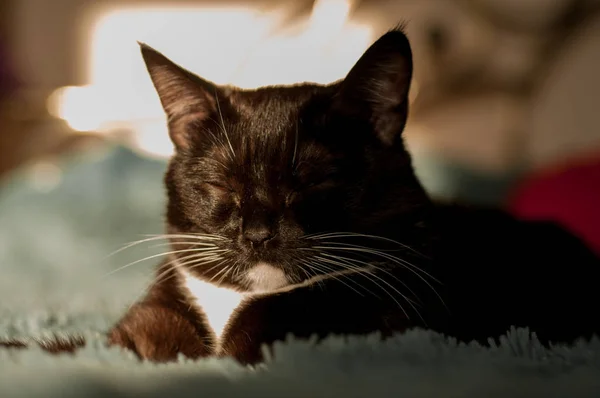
xmin=148 ymin=241 xmax=226 ymax=248
xmin=296 ymin=261 xmax=323 ymax=290
xmin=316 ymin=241 xmax=404 ymax=253
xmin=113 ymin=254 xmax=224 ymax=305
xmin=301 ymin=259 xmax=367 ymax=296
xmin=315 ymin=259 xmax=389 ymax=299
xmin=177 ymin=254 xmax=224 ymax=269
xmin=141 ymin=233 xmax=229 ymax=241
xmin=292 ymin=120 xmax=299 ymax=167
xmin=189 ymin=257 xmax=229 ymax=275
xmin=136 ymin=255 xmax=226 ymax=306
xmin=145 ymin=250 xmax=228 ymax=289
xmin=313 ymin=254 xmax=414 ymax=320
xmin=168 ymin=256 xmax=226 ymax=284
xmin=103 ymin=248 xmax=227 ymax=278
xmin=319 ymin=254 xmax=421 ymax=302
xmin=214 ymin=265 xmax=235 ymax=287
xmin=103 ymin=234 xmax=228 ymax=260
xmin=318 ymin=253 xmax=423 ymax=309
xmin=304 ymin=232 xmax=427 ymax=258
xmin=209 ymin=264 xmax=231 ymax=284
xmin=199 ymin=126 xmax=229 ymax=157
xmin=310 ymin=245 xmax=440 ymax=284
xmin=314 ymin=247 xmax=446 ymax=313
xmin=214 ymin=89 xmax=236 ymax=159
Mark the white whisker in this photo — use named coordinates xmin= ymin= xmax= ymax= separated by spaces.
xmin=319 ymin=254 xmax=421 ymax=302
xmin=148 ymin=241 xmax=224 ymax=248
xmin=309 ymin=245 xmax=446 ymax=314
xmin=103 ymin=248 xmax=227 ymax=278
xmin=141 ymin=233 xmax=229 ymax=241
xmin=103 ymin=233 xmax=228 ymax=260
xmin=213 ymin=265 xmax=235 ymax=287
xmin=209 ymin=264 xmax=231 ymax=284
xmin=304 ymin=232 xmax=427 ymax=258
xmin=190 ymin=258 xmax=229 ymax=275
xmin=292 ymin=121 xmax=299 ymax=167
xmin=214 ymin=89 xmax=236 ymax=159
xmin=296 ymin=261 xmax=324 ymax=290
xmin=134 ymin=253 xmax=229 ymax=304
xmin=301 ymin=259 xmax=366 ymax=296
xmin=310 ymin=245 xmax=440 ymax=284
xmin=313 ymin=254 xmax=414 ymax=320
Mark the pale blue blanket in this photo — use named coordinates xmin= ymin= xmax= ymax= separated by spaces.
xmin=1 ymin=145 xmax=598 ymax=398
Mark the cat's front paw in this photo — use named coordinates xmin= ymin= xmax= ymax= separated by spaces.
xmin=217 ymin=297 xmax=277 ymax=365
xmin=217 ymin=281 xmax=409 ymax=365
xmin=107 ymin=304 xmax=213 ymax=362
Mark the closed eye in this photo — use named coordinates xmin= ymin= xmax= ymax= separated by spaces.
xmin=304 ymin=177 xmax=337 ymax=190
xmin=204 ymin=181 xmax=234 ymax=193
xmin=288 ymin=178 xmax=335 ymax=200
xmin=303 ymin=182 xmax=324 ymax=190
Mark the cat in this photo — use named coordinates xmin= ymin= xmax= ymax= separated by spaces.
xmin=2 ymin=27 xmax=600 ymax=365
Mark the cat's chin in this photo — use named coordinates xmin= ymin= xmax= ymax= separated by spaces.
xmin=243 ymin=262 xmax=289 ymax=293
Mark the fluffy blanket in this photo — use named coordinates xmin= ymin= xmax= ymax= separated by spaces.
xmin=1 ymin=145 xmax=599 ymax=398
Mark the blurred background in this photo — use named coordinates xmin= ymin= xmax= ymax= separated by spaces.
xmin=0 ymin=0 xmax=599 ymax=320
xmin=2 ymin=0 xmax=600 ymax=194
xmin=2 ymin=0 xmax=600 ymax=189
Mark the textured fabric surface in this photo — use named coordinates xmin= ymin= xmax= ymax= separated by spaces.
xmin=1 ymin=145 xmax=599 ymax=398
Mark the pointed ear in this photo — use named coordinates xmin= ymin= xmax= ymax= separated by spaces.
xmin=334 ymin=28 xmax=413 ymax=146
xmin=139 ymin=43 xmax=219 ymax=151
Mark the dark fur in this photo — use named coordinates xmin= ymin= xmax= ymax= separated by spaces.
xmin=4 ymin=28 xmax=599 ymax=365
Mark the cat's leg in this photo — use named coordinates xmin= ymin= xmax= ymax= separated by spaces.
xmin=218 ymin=272 xmax=416 ymax=365
xmin=107 ymin=302 xmax=214 ymax=362
xmin=107 ymin=263 xmax=215 ymax=362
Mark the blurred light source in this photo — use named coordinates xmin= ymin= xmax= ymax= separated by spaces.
xmin=308 ymin=0 xmax=353 ymax=39
xmin=47 ymin=85 xmax=107 ymax=132
xmin=47 ymin=0 xmax=371 ymax=158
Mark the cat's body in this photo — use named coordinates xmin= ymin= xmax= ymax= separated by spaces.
xmin=105 ymin=28 xmax=600 ymax=364
xmin=3 ymin=28 xmax=599 ymax=364
xmin=107 ymin=203 xmax=600 ymax=364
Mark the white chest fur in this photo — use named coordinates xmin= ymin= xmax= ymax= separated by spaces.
xmin=179 ymin=262 xmax=367 ymax=345
xmin=181 ymin=270 xmax=245 ymax=340
xmin=179 ymin=262 xmax=289 ymax=342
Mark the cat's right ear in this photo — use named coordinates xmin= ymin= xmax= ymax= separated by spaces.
xmin=139 ymin=43 xmax=218 ymax=151
xmin=333 ymin=27 xmax=413 ymax=147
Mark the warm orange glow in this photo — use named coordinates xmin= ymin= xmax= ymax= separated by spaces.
xmin=48 ymin=0 xmax=372 ymax=158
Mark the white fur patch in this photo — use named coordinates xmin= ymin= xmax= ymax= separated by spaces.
xmin=178 ymin=261 xmax=371 ymax=345
xmin=178 ymin=262 xmax=287 ymax=342
xmin=181 ymin=269 xmax=245 ymax=341
xmin=245 ymin=262 xmax=289 ymax=292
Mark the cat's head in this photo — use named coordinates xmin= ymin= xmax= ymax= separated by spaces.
xmin=141 ymin=28 xmax=431 ymax=292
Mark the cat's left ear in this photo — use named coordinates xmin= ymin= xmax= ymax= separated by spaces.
xmin=334 ymin=28 xmax=413 ymax=146
xmin=138 ymin=42 xmax=221 ymax=151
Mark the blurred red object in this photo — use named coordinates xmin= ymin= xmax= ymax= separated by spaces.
xmin=507 ymin=151 xmax=600 ymax=256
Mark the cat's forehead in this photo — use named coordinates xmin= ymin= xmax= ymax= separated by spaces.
xmin=218 ymin=85 xmax=332 ymax=149
xmin=196 ymin=84 xmax=337 ymax=178
xmin=230 ymin=84 xmax=334 ymax=120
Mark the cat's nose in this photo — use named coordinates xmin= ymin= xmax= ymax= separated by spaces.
xmin=243 ymin=226 xmax=274 ymax=247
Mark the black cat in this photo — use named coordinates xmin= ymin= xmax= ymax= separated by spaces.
xmin=3 ymin=27 xmax=599 ymax=365
xmin=105 ymin=27 xmax=600 ymax=364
